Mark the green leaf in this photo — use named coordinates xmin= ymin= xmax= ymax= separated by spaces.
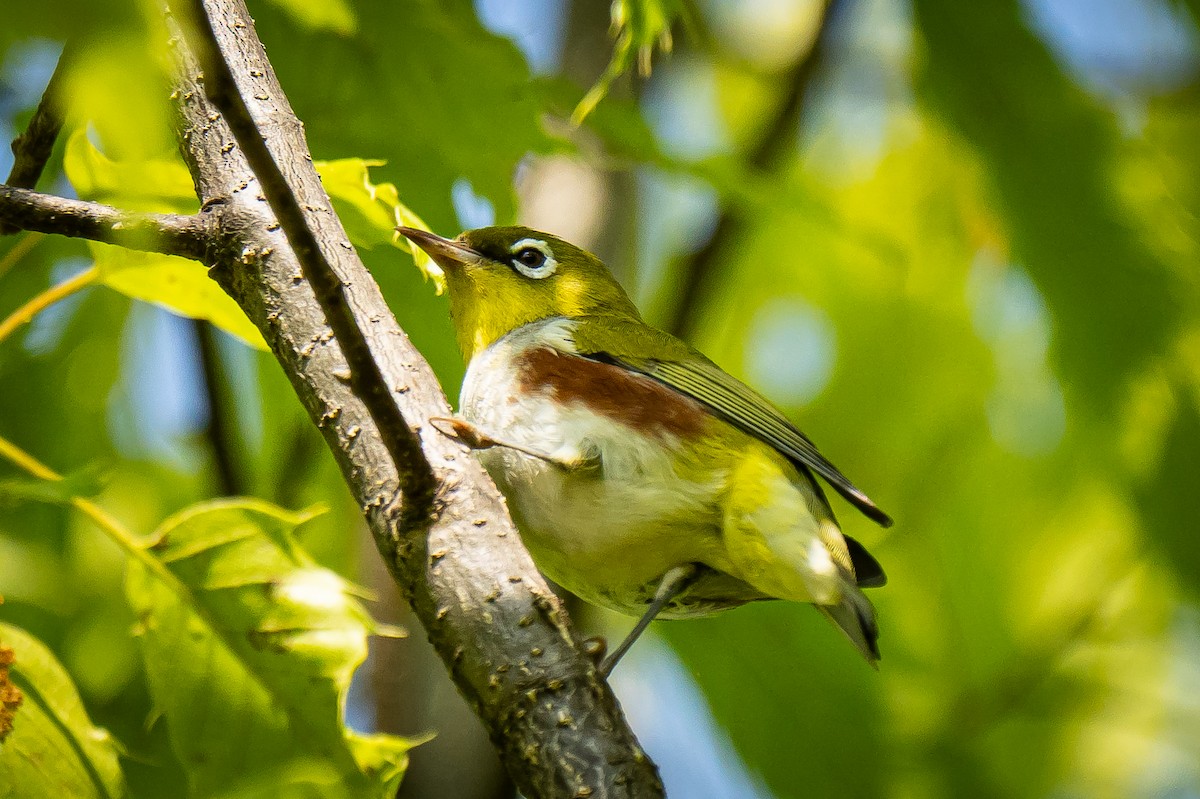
xmin=572 ymin=0 xmax=686 ymax=124
xmin=314 ymin=158 xmax=443 ymax=292
xmin=252 ymin=1 xmax=553 ymax=229
xmin=62 ymin=131 xmax=268 ymax=350
xmin=0 ymin=623 xmax=127 ymax=799
xmin=316 ymin=157 xmax=448 ymax=291
xmin=125 ymin=499 xmax=414 ymax=799
xmin=90 ymin=244 xmax=268 ymax=351
xmin=62 ymin=129 xmax=195 ymax=215
xmin=262 ymin=0 xmax=357 ymax=35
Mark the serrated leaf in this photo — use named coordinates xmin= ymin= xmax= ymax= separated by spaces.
xmin=125 ymin=499 xmax=413 ymax=799
xmin=0 ymin=623 xmax=127 ymax=799
xmin=316 ymin=158 xmax=444 ymax=294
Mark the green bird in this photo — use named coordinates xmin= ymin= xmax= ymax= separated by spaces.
xmin=399 ymin=225 xmax=891 ymax=673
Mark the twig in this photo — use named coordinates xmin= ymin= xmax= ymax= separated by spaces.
xmin=664 ymin=0 xmax=847 ymax=339
xmin=1 ymin=42 xmax=75 ymax=234
xmin=163 ymin=1 xmax=663 ymax=796
xmin=0 ymin=264 xmax=98 ymax=345
xmin=0 ymin=186 xmax=212 ymax=261
xmin=193 ymin=319 xmax=242 ymax=496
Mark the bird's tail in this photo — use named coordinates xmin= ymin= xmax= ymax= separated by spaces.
xmin=818 ymin=579 xmax=881 ymax=668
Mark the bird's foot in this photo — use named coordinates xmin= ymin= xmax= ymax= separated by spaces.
xmin=428 ymin=416 xmax=586 ymax=471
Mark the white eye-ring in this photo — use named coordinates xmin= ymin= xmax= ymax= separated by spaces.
xmin=509 ymin=238 xmax=558 ymax=279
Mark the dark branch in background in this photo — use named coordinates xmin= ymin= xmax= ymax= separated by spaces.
xmin=0 ymin=185 xmax=212 ymax=259
xmin=161 ymin=1 xmax=664 ymax=796
xmin=664 ymin=0 xmax=847 ymax=340
xmin=1 ymin=41 xmax=75 ymax=235
xmin=194 ymin=319 xmax=242 ymax=496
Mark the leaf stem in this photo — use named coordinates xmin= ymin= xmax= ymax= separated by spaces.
xmin=0 ymin=435 xmax=180 ymax=598
xmin=0 ymin=232 xmax=44 ymax=280
xmin=0 ymin=264 xmax=99 ymax=346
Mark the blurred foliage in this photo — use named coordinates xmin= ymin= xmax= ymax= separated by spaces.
xmin=2 ymin=0 xmax=1200 ymax=798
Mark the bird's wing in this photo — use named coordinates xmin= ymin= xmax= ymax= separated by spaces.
xmin=570 ymin=318 xmax=893 ymax=528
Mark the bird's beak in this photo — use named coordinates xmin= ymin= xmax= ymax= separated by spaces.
xmin=396 ymin=227 xmax=487 ymax=270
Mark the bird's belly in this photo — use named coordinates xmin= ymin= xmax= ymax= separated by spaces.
xmin=462 ymin=365 xmax=726 ymax=614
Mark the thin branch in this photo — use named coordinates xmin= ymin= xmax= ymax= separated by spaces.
xmin=0 ymin=185 xmax=212 ymax=261
xmin=193 ymin=319 xmax=242 ymax=496
xmin=664 ymin=0 xmax=847 ymax=340
xmin=1 ymin=42 xmax=75 ymax=235
xmin=0 ymin=264 xmax=97 ymax=345
xmin=4 ymin=41 xmax=73 ymax=188
xmin=163 ymin=1 xmax=663 ymax=796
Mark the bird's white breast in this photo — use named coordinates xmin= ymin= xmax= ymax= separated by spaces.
xmin=460 ymin=317 xmax=724 ymax=611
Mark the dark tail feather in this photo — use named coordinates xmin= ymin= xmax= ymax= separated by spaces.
xmin=817 ymin=580 xmax=880 ymax=668
xmin=844 ymin=535 xmax=887 ymax=588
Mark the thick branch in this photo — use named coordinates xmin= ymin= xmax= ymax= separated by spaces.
xmin=163 ymin=1 xmax=663 ymax=796
xmin=665 ymin=0 xmax=846 ymax=339
xmin=181 ymin=0 xmax=437 ymax=522
xmin=0 ymin=185 xmax=212 ymax=260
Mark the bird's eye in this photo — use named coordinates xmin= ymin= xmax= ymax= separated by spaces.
xmin=508 ymin=238 xmax=558 ymax=279
xmin=515 ymin=248 xmax=545 ymax=269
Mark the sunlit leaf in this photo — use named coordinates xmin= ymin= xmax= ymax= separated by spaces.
xmin=0 ymin=623 xmax=127 ymax=799
xmin=61 ymin=131 xmax=267 ymax=349
xmin=125 ymin=499 xmax=413 ymax=799
xmin=90 ymin=245 xmax=268 ymax=350
xmin=315 ymin=158 xmax=444 ymax=293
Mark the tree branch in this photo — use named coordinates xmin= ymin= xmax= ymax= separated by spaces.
xmin=180 ymin=0 xmax=438 ymax=525
xmin=1 ymin=41 xmax=75 ymax=235
xmin=193 ymin=319 xmax=243 ymax=496
xmin=0 ymin=185 xmax=212 ymax=261
xmin=162 ymin=1 xmax=664 ymax=796
xmin=664 ymin=0 xmax=847 ymax=340
xmin=4 ymin=42 xmax=72 ymax=188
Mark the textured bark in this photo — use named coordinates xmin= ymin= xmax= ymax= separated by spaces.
xmin=159 ymin=1 xmax=665 ymax=797
xmin=0 ymin=185 xmax=211 ymax=258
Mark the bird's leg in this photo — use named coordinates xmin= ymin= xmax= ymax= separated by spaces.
xmin=428 ymin=416 xmax=586 ymax=471
xmin=599 ymin=563 xmax=701 ymax=677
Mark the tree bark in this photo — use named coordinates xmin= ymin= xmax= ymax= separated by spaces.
xmin=159 ymin=2 xmax=664 ymax=797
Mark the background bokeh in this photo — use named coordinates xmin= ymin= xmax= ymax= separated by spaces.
xmin=2 ymin=0 xmax=1199 ymax=797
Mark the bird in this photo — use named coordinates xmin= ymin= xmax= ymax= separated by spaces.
xmin=399 ymin=225 xmax=890 ymax=674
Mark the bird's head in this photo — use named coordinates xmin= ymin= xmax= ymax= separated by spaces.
xmin=399 ymin=225 xmax=641 ymax=360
